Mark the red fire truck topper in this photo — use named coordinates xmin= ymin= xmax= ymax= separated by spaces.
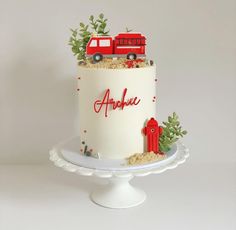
xmin=86 ymin=33 xmax=146 ymax=62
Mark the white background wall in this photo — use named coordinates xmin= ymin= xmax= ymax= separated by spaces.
xmin=0 ymin=0 xmax=235 ymax=164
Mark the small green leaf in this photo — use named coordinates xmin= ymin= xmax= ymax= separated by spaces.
xmin=182 ymin=130 xmax=187 ymax=135
xmin=80 ymin=22 xmax=85 ymax=27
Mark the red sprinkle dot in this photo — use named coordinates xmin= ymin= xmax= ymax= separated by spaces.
xmin=153 ymin=96 xmax=156 ymax=99
xmin=89 ymin=149 xmax=93 ymax=152
xmin=77 ymin=88 xmax=80 ymax=91
xmin=152 ymin=100 xmax=155 ymax=102
xmin=80 ymin=149 xmax=83 ymax=152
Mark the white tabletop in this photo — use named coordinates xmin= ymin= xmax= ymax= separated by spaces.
xmin=0 ymin=163 xmax=235 ymax=230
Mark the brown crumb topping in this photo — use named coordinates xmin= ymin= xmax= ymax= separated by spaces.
xmin=79 ymin=58 xmax=151 ymax=69
xmin=127 ymin=152 xmax=165 ymax=165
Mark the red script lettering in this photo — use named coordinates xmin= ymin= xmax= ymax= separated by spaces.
xmin=94 ymin=88 xmax=141 ymax=117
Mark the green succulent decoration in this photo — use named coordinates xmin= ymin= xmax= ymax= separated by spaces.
xmin=69 ymin=13 xmax=110 ymax=61
xmin=159 ymin=112 xmax=187 ymax=152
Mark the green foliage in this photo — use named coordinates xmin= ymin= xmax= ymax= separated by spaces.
xmin=89 ymin=14 xmax=109 ymax=35
xmin=68 ymin=13 xmax=110 ymax=61
xmin=69 ymin=26 xmax=91 ymax=61
xmin=159 ymin=112 xmax=187 ymax=152
xmin=125 ymin=27 xmax=133 ymax=32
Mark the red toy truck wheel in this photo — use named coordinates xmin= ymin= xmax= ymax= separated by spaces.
xmin=93 ymin=53 xmax=103 ymax=62
xmin=127 ymin=53 xmax=137 ymax=60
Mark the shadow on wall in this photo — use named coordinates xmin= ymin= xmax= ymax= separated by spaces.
xmin=0 ymin=44 xmax=77 ymax=163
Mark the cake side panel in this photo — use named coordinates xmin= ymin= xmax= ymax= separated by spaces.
xmin=77 ymin=66 xmax=157 ymax=159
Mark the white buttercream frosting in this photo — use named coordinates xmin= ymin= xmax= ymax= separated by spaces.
xmin=78 ymin=65 xmax=157 ymax=159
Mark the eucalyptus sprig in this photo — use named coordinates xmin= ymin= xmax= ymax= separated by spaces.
xmin=69 ymin=13 xmax=110 ymax=61
xmin=159 ymin=112 xmax=187 ymax=152
xmin=69 ymin=23 xmax=91 ymax=60
xmin=89 ymin=13 xmax=109 ymax=35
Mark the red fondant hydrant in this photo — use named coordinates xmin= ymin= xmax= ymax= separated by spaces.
xmin=143 ymin=118 xmax=163 ymax=153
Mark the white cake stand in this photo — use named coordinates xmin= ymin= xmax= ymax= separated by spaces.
xmin=49 ymin=137 xmax=189 ymax=209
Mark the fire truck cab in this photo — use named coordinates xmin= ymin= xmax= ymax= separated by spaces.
xmin=86 ymin=33 xmax=146 ymax=62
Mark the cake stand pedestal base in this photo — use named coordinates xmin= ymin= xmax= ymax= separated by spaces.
xmin=91 ymin=175 xmax=146 ymax=209
xmin=49 ymin=138 xmax=189 ymax=209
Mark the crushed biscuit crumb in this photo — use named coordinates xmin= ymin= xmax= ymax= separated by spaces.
xmin=78 ymin=58 xmax=150 ymax=69
xmin=127 ymin=152 xmax=165 ymax=165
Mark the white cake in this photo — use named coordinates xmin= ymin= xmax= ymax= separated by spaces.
xmin=77 ymin=65 xmax=157 ymax=159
